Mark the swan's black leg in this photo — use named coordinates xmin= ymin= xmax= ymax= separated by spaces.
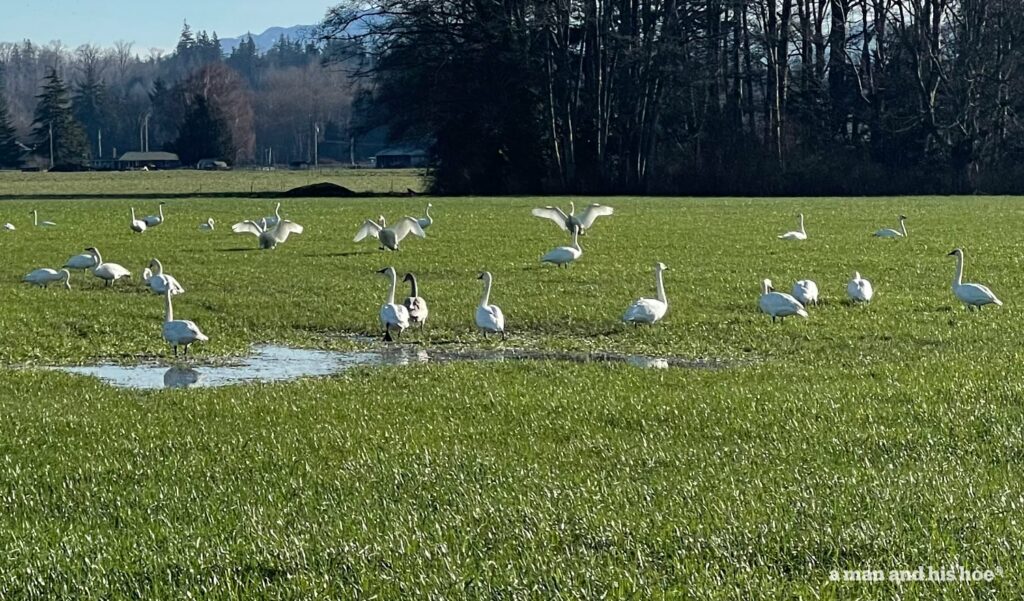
xmin=501 ymin=331 xmax=506 ymax=341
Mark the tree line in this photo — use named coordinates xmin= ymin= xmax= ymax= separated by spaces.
xmin=0 ymin=22 xmax=359 ymax=168
xmin=320 ymin=0 xmax=1024 ymax=195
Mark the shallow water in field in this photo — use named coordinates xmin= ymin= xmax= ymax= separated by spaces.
xmin=51 ymin=344 xmax=721 ymax=390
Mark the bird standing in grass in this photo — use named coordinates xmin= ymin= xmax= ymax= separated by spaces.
xmin=378 ymin=267 xmax=410 ymax=341
xmin=402 ymin=273 xmax=429 ymax=328
xmin=623 ymin=262 xmax=669 ymax=325
xmin=759 ymin=279 xmax=808 ymax=322
xmin=948 ymin=248 xmax=1002 ymax=310
xmin=847 ymin=272 xmax=874 ymax=303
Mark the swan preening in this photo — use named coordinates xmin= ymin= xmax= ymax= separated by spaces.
xmin=532 ymin=201 xmax=614 ymax=236
xmin=948 ymin=248 xmax=1002 ymax=310
xmin=541 ymin=229 xmax=582 ymax=267
xmin=417 ymin=204 xmax=433 ymax=230
xmin=402 ymin=272 xmax=429 ymax=327
xmin=791 ymin=280 xmax=819 ymax=306
xmin=874 ymin=215 xmax=907 ymax=238
xmin=24 ymin=268 xmax=71 ymax=289
xmin=161 ymin=288 xmax=208 ymax=356
xmin=759 ymin=279 xmax=808 ymax=322
xmin=847 ymin=272 xmax=874 ymax=303
xmin=130 ymin=208 xmax=147 ymax=233
xmin=354 ymin=216 xmax=426 ymax=251
xmin=377 ymin=267 xmax=410 ymax=341
xmin=143 ymin=202 xmax=166 ymax=227
xmin=231 ymin=218 xmax=304 ymax=249
xmin=142 ymin=258 xmax=184 ymax=296
xmin=475 ymin=271 xmax=506 ymax=338
xmin=86 ymin=247 xmax=131 ymax=286
xmin=199 ymin=218 xmax=215 ymax=231
xmin=623 ymin=262 xmax=668 ymax=325
xmin=778 ymin=213 xmax=807 ymax=240
xmin=31 ymin=210 xmax=56 ymax=227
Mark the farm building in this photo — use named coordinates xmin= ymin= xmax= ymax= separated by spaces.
xmin=374 ymin=147 xmax=428 ymax=169
xmin=118 ymin=151 xmax=181 ymax=169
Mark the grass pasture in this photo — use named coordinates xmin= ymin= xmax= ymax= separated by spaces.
xmin=0 ymin=169 xmax=1021 ymax=598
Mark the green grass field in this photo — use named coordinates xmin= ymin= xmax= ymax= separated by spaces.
xmin=0 ymin=169 xmax=1020 ymax=597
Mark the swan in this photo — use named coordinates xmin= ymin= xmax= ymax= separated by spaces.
xmin=778 ymin=213 xmax=806 ymax=240
xmin=3 ymin=223 xmax=14 ymax=231
xmin=759 ymin=279 xmax=808 ymax=322
xmin=475 ymin=271 xmax=506 ymax=338
xmin=874 ymin=215 xmax=907 ymax=238
xmin=402 ymin=272 xmax=429 ymax=327
xmin=948 ymin=248 xmax=1002 ymax=310
xmin=377 ymin=267 xmax=410 ymax=341
xmin=532 ymin=201 xmax=614 ymax=236
xmin=199 ymin=218 xmax=215 ymax=231
xmin=86 ymin=247 xmax=131 ymax=286
xmin=847 ymin=272 xmax=874 ymax=303
xmin=23 ymin=268 xmax=71 ymax=289
xmin=354 ymin=216 xmax=425 ymax=251
xmin=143 ymin=202 xmax=166 ymax=227
xmin=623 ymin=262 xmax=669 ymax=325
xmin=231 ymin=218 xmax=304 ymax=249
xmin=142 ymin=258 xmax=184 ymax=296
xmin=417 ymin=203 xmax=433 ymax=230
xmin=263 ymin=203 xmax=282 ymax=228
xmin=161 ymin=288 xmax=208 ymax=356
xmin=129 ymin=208 xmax=147 ymax=233
xmin=64 ymin=250 xmax=98 ymax=271
xmin=30 ymin=210 xmax=56 ymax=227
xmin=540 ymin=229 xmax=582 ymax=268
xmin=791 ymin=280 xmax=819 ymax=306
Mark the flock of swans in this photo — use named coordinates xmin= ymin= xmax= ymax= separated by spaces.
xmin=11 ymin=200 xmax=1005 ymax=355
xmin=762 ymin=213 xmax=1003 ymax=322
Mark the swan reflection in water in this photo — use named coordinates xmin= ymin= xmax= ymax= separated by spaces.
xmin=163 ymin=366 xmax=200 ymax=388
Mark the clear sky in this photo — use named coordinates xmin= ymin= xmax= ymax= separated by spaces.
xmin=2 ymin=0 xmax=335 ymax=51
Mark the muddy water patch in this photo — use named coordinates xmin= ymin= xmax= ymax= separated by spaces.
xmin=48 ymin=344 xmax=729 ymax=390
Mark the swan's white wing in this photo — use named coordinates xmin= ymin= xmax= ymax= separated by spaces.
xmin=232 ymin=220 xmax=264 ymax=237
xmin=576 ymin=204 xmax=614 ymax=229
xmin=531 ymin=206 xmax=569 ymax=229
xmin=959 ymin=283 xmax=1000 ymax=305
xmin=354 ymin=220 xmax=382 ymax=242
xmin=270 ymin=221 xmax=304 ymax=243
xmin=623 ymin=298 xmax=666 ymax=323
xmin=164 ymin=320 xmax=208 ymax=344
xmin=391 ymin=217 xmax=426 ymax=242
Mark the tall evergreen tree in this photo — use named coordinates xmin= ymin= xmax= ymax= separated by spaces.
xmin=72 ymin=62 xmax=109 ymax=158
xmin=0 ymin=90 xmax=23 ymax=168
xmin=31 ymin=69 xmax=89 ymax=166
xmin=173 ymin=95 xmax=235 ymax=165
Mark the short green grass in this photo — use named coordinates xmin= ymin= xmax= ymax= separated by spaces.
xmin=0 ymin=170 xmax=1020 ymax=597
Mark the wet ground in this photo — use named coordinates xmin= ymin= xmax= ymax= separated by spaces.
xmin=51 ymin=344 xmax=729 ymax=390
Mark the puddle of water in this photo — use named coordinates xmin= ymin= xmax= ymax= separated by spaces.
xmin=49 ymin=344 xmax=724 ymax=390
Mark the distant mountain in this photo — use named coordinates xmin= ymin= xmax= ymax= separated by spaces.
xmin=220 ymin=25 xmax=315 ymax=55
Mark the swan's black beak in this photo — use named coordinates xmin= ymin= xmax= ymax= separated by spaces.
xmin=476 ymin=273 xmax=484 ymax=280
xmin=947 ymin=250 xmax=957 ymax=256
xmin=376 ymin=268 xmax=388 ymax=274
xmin=402 ymin=273 xmax=413 ymax=282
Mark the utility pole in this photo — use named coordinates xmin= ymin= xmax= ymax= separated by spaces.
xmin=48 ymin=122 xmax=54 ymax=169
xmin=313 ymin=122 xmax=320 ymax=168
xmin=97 ymin=129 xmax=103 ymax=160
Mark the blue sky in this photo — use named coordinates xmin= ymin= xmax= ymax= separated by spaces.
xmin=2 ymin=0 xmax=334 ymax=50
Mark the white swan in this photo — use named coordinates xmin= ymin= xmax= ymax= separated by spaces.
xmin=532 ymin=201 xmax=614 ymax=236
xmin=161 ymin=288 xmax=208 ymax=356
xmin=231 ymin=218 xmax=304 ymax=249
xmin=30 ymin=210 xmax=56 ymax=227
xmin=3 ymin=223 xmax=15 ymax=231
xmin=623 ymin=262 xmax=669 ymax=325
xmin=874 ymin=215 xmax=907 ymax=238
xmin=759 ymin=279 xmax=808 ymax=322
xmin=541 ymin=229 xmax=582 ymax=268
xmin=402 ymin=272 xmax=429 ymax=327
xmin=199 ymin=218 xmax=215 ymax=231
xmin=377 ymin=267 xmax=410 ymax=341
xmin=86 ymin=247 xmax=131 ymax=286
xmin=948 ymin=248 xmax=1002 ymax=310
xmin=129 ymin=208 xmax=147 ymax=233
xmin=417 ymin=203 xmax=433 ymax=230
xmin=142 ymin=258 xmax=184 ymax=296
xmin=23 ymin=268 xmax=71 ymax=289
xmin=64 ymin=250 xmax=98 ymax=271
xmin=778 ymin=213 xmax=806 ymax=240
xmin=354 ymin=216 xmax=425 ymax=251
xmin=847 ymin=272 xmax=874 ymax=303
xmin=475 ymin=271 xmax=506 ymax=338
xmin=791 ymin=280 xmax=819 ymax=306
xmin=143 ymin=202 xmax=166 ymax=227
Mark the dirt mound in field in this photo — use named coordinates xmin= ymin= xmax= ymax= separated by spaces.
xmin=280 ymin=182 xmax=357 ymax=197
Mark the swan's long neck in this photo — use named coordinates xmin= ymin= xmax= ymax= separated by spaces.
xmin=90 ymin=249 xmax=103 ymax=266
xmin=275 ymin=203 xmax=281 ymax=218
xmin=164 ymin=290 xmax=173 ymax=322
xmin=408 ymin=275 xmax=419 ymax=298
xmin=131 ymin=208 xmax=136 ymax=221
xmin=159 ymin=205 xmax=165 ymax=219
xmin=953 ymin=253 xmax=964 ymax=288
xmin=655 ymin=269 xmax=667 ymax=304
xmin=32 ymin=210 xmax=37 ymax=225
xmin=425 ymin=206 xmax=431 ymax=219
xmin=900 ymin=219 xmax=907 ymax=236
xmin=569 ymin=201 xmax=576 ymax=216
xmin=152 ymin=259 xmax=163 ymax=275
xmin=798 ymin=214 xmax=805 ymax=234
xmin=386 ymin=270 xmax=397 ymax=304
xmin=571 ymin=230 xmax=580 ymax=251
xmin=480 ymin=277 xmax=492 ymax=306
